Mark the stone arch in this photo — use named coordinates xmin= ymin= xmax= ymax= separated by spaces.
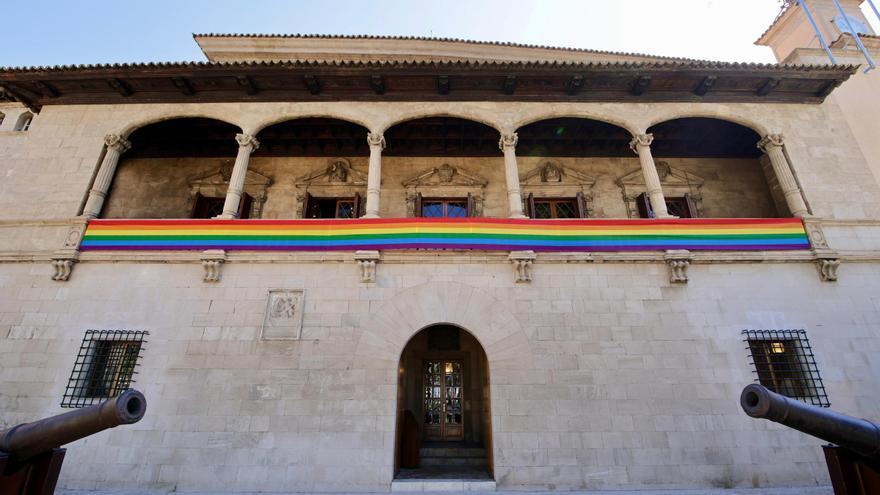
xmin=511 ymin=111 xmax=639 ymax=137
xmin=354 ymin=282 xmax=532 ymax=372
xmin=252 ymin=113 xmax=373 ymax=136
xmin=645 ymin=111 xmax=770 ymax=137
xmin=380 ymin=111 xmax=503 ymax=134
xmin=119 ymin=112 xmax=243 ymax=138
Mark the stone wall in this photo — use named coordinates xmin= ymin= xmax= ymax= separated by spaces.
xmin=0 ymin=259 xmax=878 ymax=491
xmin=102 ymin=155 xmax=777 ymax=220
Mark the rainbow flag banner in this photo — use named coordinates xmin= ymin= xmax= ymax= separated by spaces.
xmin=80 ymin=218 xmax=811 ymax=252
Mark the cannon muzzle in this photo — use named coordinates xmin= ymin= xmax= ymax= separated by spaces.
xmin=0 ymin=389 xmax=146 ymax=462
xmin=741 ymin=384 xmax=880 ymax=461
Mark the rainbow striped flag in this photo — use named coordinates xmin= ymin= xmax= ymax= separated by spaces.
xmin=79 ymin=218 xmax=810 ymax=252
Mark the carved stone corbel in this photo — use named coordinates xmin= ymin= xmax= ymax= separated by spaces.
xmin=664 ymin=249 xmax=692 ymax=284
xmin=354 ymin=250 xmax=380 ymax=283
xmin=50 ymin=217 xmax=89 ymax=281
xmin=51 ymin=255 xmax=77 ymax=281
xmin=201 ymin=249 xmax=227 ymax=282
xmin=509 ymin=251 xmax=536 ymax=283
xmin=816 ymin=258 xmax=840 ymax=282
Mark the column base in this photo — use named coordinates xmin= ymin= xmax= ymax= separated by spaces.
xmin=655 ymin=214 xmax=679 ymax=219
xmin=361 ymin=213 xmax=381 ymax=219
xmin=213 ymin=214 xmax=238 ymax=220
xmin=509 ymin=214 xmax=528 ymax=219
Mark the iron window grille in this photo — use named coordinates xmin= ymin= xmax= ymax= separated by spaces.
xmin=61 ymin=330 xmax=148 ymax=408
xmin=743 ymin=329 xmax=829 ymax=407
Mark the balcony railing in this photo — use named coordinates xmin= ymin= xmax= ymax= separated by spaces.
xmin=79 ymin=218 xmax=811 ymax=252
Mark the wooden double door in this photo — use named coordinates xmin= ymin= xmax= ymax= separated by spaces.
xmin=422 ymin=360 xmax=463 ymax=441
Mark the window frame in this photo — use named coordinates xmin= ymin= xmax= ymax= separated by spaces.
xmin=302 ymin=192 xmax=362 ymax=219
xmin=417 ymin=194 xmax=472 ymax=218
xmin=742 ymin=329 xmax=829 ymax=407
xmin=62 ymin=330 xmax=148 ymax=408
xmin=13 ymin=112 xmax=33 ymax=132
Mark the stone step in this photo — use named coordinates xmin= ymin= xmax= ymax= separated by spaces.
xmin=391 ymin=479 xmax=496 ymax=492
xmin=419 ymin=447 xmax=486 ymax=458
xmin=420 ymin=456 xmax=487 ymax=467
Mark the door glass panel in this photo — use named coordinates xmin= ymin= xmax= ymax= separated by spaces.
xmin=424 ymin=362 xmax=441 ymax=425
xmin=444 ymin=361 xmax=462 ymax=425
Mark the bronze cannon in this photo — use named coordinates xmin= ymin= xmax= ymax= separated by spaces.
xmin=0 ymin=389 xmax=146 ymax=495
xmin=741 ymin=384 xmax=880 ymax=494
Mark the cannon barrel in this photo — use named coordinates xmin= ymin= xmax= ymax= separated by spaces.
xmin=0 ymin=389 xmax=146 ymax=462
xmin=741 ymin=384 xmax=880 ymax=460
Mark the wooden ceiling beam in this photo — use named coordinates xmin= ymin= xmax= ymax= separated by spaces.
xmin=236 ymin=76 xmax=258 ymax=95
xmin=106 ymin=78 xmax=133 ymax=97
xmin=437 ymin=75 xmax=450 ymax=95
xmin=369 ymin=75 xmax=385 ymax=95
xmin=502 ymin=75 xmax=517 ymax=95
xmin=171 ymin=77 xmax=195 ymax=96
xmin=304 ymin=75 xmax=322 ymax=95
xmin=33 ymin=80 xmax=60 ymax=98
xmin=757 ymin=78 xmax=781 ymax=96
xmin=630 ymin=75 xmax=652 ymax=96
xmin=694 ymin=76 xmax=717 ymax=96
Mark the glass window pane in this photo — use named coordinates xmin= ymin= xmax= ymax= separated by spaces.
xmin=422 ymin=202 xmax=443 ymax=217
xmin=446 ymin=202 xmax=468 ymax=218
xmin=554 ymin=201 xmax=578 ymax=219
xmin=534 ymin=202 xmax=552 ymax=219
xmin=336 ymin=201 xmax=355 ymax=218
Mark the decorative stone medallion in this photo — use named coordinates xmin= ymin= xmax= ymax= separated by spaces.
xmin=261 ymin=289 xmax=305 ymax=340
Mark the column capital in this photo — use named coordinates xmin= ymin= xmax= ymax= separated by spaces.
xmin=104 ymin=134 xmax=131 ymax=153
xmin=757 ymin=133 xmax=785 ymax=152
xmin=628 ymin=133 xmax=653 ymax=154
xmin=499 ymin=132 xmax=518 ymax=150
xmin=367 ymin=132 xmax=386 ymax=150
xmin=235 ymin=133 xmax=260 ymax=151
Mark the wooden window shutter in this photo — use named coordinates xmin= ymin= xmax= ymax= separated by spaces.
xmin=684 ymin=193 xmax=698 ymax=219
xmin=636 ymin=192 xmax=654 ymax=219
xmin=467 ymin=193 xmax=475 ymax=217
xmin=191 ymin=192 xmax=205 ymax=218
xmin=302 ymin=192 xmax=313 ymax=219
xmin=353 ymin=192 xmax=362 ymax=218
xmin=576 ymin=191 xmax=587 ymax=218
xmin=526 ymin=193 xmax=536 ymax=218
xmin=415 ymin=193 xmax=423 ymax=218
xmin=238 ymin=192 xmax=253 ymax=219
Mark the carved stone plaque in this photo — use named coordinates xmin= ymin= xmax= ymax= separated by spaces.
xmin=261 ymin=289 xmax=305 ymax=340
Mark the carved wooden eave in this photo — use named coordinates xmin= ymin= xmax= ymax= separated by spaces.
xmin=294 ymin=158 xmax=367 ymax=187
xmin=520 ymin=160 xmax=597 ymax=188
xmin=0 ymin=59 xmax=858 ymax=111
xmin=402 ymin=163 xmax=488 ymax=188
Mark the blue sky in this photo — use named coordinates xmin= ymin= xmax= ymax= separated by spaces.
xmin=0 ymin=1 xmax=847 ymax=67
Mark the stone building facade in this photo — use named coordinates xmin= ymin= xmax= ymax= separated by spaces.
xmin=2 ymin=4 xmax=880 ymax=492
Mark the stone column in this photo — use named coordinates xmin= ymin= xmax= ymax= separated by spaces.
xmin=82 ymin=134 xmax=131 ymax=218
xmin=499 ymin=133 xmax=527 ymax=219
xmin=758 ymin=134 xmax=808 ymax=217
xmin=363 ymin=132 xmax=385 ymax=218
xmin=219 ymin=133 xmax=260 ymax=219
xmin=629 ymin=133 xmax=671 ymax=218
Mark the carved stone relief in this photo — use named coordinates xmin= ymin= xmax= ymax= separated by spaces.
xmin=519 ymin=160 xmax=597 ymax=216
xmin=261 ymin=289 xmax=305 ymax=340
xmin=293 ymin=158 xmax=367 ymax=218
xmin=401 ymin=164 xmax=488 ymax=217
xmin=616 ymin=162 xmax=704 ymax=218
xmin=188 ymin=162 xmax=272 ymax=218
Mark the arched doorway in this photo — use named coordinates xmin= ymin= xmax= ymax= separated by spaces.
xmin=394 ymin=324 xmax=492 ymax=481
